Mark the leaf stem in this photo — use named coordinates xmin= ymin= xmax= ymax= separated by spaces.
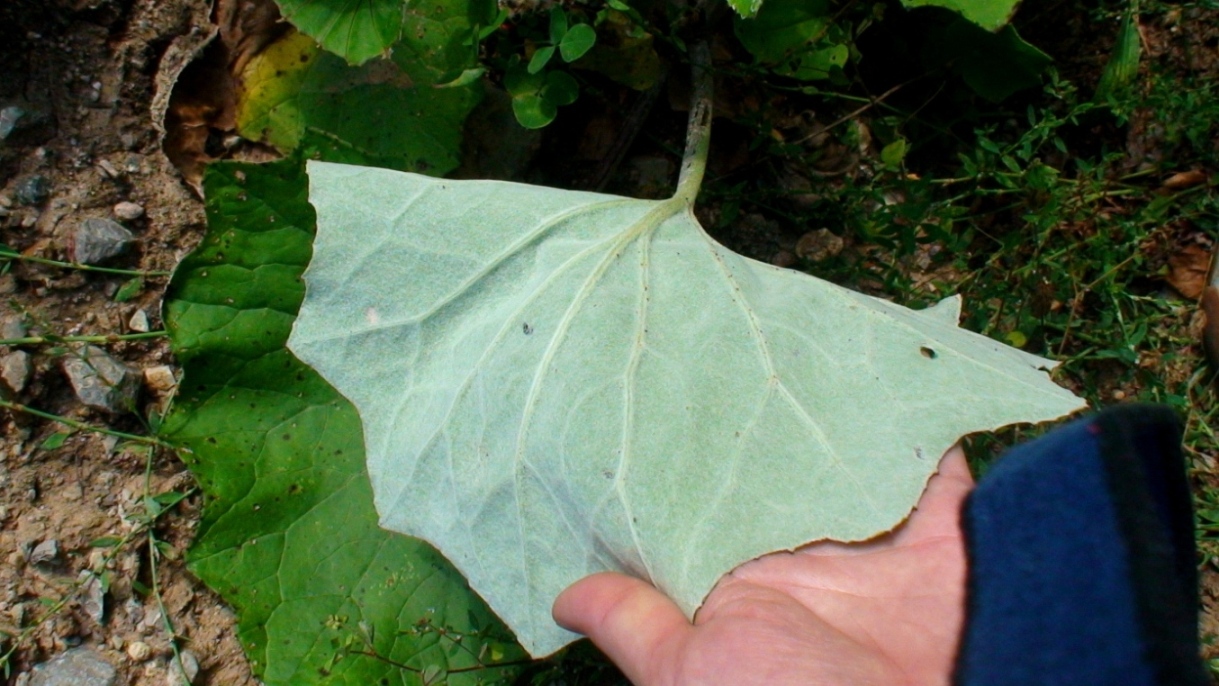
xmin=0 ymin=248 xmax=171 ymax=278
xmin=0 ymin=398 xmax=172 ymax=448
xmin=675 ymin=39 xmax=713 ymax=206
xmin=0 ymin=331 xmax=167 ymax=346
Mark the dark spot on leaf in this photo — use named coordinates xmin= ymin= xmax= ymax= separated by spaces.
xmin=282 ymin=433 xmax=291 ymax=441
xmin=288 ymin=483 xmax=301 ymax=494
xmin=523 ymin=322 xmax=533 ymax=335
xmin=920 ymin=346 xmax=937 ymax=359
xmin=207 ymin=437 xmax=217 ymax=444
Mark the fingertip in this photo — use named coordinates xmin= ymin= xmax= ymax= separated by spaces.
xmin=552 ymin=572 xmax=692 ymax=685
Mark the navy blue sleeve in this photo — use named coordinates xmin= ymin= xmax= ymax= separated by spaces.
xmin=953 ymin=404 xmax=1209 ymax=686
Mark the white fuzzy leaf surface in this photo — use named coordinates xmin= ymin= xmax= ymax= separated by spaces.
xmin=288 ymin=161 xmax=1085 ymax=656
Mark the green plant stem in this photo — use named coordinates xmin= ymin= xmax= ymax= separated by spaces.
xmin=0 ymin=248 xmax=171 ymax=277
xmin=0 ymin=398 xmax=171 ymax=448
xmin=675 ymin=39 xmax=713 ymax=205
xmin=0 ymin=331 xmax=167 ymax=346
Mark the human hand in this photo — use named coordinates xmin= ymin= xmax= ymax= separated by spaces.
xmin=553 ymin=447 xmax=974 ymax=686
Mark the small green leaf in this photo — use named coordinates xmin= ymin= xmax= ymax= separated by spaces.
xmin=548 ymin=6 xmax=568 ymax=42
xmin=528 ymin=45 xmax=556 ymax=74
xmin=511 ymin=93 xmax=557 ymax=129
xmin=114 ymin=277 xmax=144 ymax=302
xmin=435 ymin=67 xmax=486 ymax=88
xmin=543 ymin=71 xmax=580 ymax=106
xmin=1095 ymin=9 xmax=1141 ymax=101
xmin=39 ymin=432 xmax=71 ymax=451
xmin=559 ymin=24 xmax=597 ymax=62
xmin=89 ymin=536 xmax=123 ymax=548
xmin=504 ymin=63 xmax=545 ymax=96
xmin=881 ymin=138 xmax=908 ymax=168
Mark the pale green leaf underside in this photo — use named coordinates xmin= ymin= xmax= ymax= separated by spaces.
xmin=289 ymin=161 xmax=1085 ymax=656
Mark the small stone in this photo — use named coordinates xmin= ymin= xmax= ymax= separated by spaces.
xmin=97 ymin=159 xmax=119 ymax=178
xmin=78 ymin=571 xmax=105 ymax=624
xmin=29 ymin=539 xmax=59 ymax=565
xmin=125 ymin=641 xmax=151 ymax=662
xmin=795 ymin=229 xmax=845 ymax=263
xmin=165 ymin=651 xmax=199 ymax=686
xmin=112 ymin=201 xmax=144 ymax=221
xmin=13 ymin=175 xmax=51 ymax=206
xmin=1 ymin=314 xmax=26 ymax=340
xmin=27 ymin=646 xmax=117 ymax=686
xmin=61 ymin=345 xmax=139 ymax=413
xmin=0 ymin=102 xmax=51 ymax=144
xmin=1 ymin=350 xmax=31 ymax=394
xmin=70 ymin=219 xmax=134 ymax=265
xmin=143 ymin=365 xmax=176 ymax=395
xmin=0 ymin=274 xmax=15 ymax=295
xmin=127 ymin=310 xmax=149 ymax=333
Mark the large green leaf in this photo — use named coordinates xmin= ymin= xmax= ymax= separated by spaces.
xmin=160 ymin=159 xmax=528 ymax=685
xmin=728 ymin=0 xmax=1020 ymax=31
xmin=273 ymin=0 xmax=496 ymax=65
xmin=288 ymin=161 xmax=1086 ymax=656
xmin=237 ymin=26 xmax=481 ymax=175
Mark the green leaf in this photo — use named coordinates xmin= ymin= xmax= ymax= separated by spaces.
xmin=273 ymin=0 xmax=403 ymax=64
xmin=160 ymin=159 xmax=528 ymax=685
xmin=881 ymin=138 xmax=908 ymax=168
xmin=559 ymin=24 xmax=597 ymax=62
xmin=436 ymin=67 xmax=487 ymax=89
xmin=548 ymin=6 xmax=568 ymax=43
xmin=922 ymin=20 xmax=1052 ymax=102
xmin=511 ymin=94 xmax=557 ymax=129
xmin=1095 ymin=8 xmax=1141 ymax=101
xmin=289 ymin=162 xmax=1086 ymax=656
xmin=239 ymin=0 xmax=487 ymax=173
xmin=114 ymin=277 xmax=144 ymax=302
xmin=733 ymin=0 xmax=848 ymax=81
xmin=543 ymin=71 xmax=580 ymax=106
xmin=726 ymin=0 xmax=765 ymax=18
xmin=40 ymin=432 xmax=71 ymax=451
xmin=528 ymin=46 xmax=556 ymax=74
xmin=900 ymin=0 xmax=1019 ymax=31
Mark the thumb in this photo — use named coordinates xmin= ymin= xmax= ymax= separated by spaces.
xmin=553 ymin=572 xmax=693 ymax=685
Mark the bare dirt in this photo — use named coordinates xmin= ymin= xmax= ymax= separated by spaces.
xmin=0 ymin=0 xmax=254 ymax=683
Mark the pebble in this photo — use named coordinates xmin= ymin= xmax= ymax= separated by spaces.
xmin=795 ymin=228 xmax=845 ymax=262
xmin=61 ymin=345 xmax=139 ymax=413
xmin=0 ymin=102 xmax=51 ymax=144
xmin=112 ymin=201 xmax=144 ymax=220
xmin=70 ymin=219 xmax=134 ymax=265
xmin=1 ymin=350 xmax=31 ymax=394
xmin=125 ymin=641 xmax=151 ymax=662
xmin=165 ymin=651 xmax=199 ymax=686
xmin=127 ymin=309 xmax=149 ymax=333
xmin=26 ymin=646 xmax=117 ymax=686
xmin=0 ymin=314 xmax=27 ymax=340
xmin=142 ymin=365 xmax=176 ymax=396
xmin=29 ymin=539 xmax=59 ymax=565
xmin=78 ymin=571 xmax=105 ymax=624
xmin=13 ymin=175 xmax=51 ymax=206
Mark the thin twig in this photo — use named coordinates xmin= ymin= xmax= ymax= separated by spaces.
xmin=0 ymin=331 xmax=167 ymax=346
xmin=0 ymin=398 xmax=172 ymax=448
xmin=0 ymin=248 xmax=170 ymax=278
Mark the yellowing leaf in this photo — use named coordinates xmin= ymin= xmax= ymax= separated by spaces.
xmin=288 ymin=161 xmax=1085 ymax=656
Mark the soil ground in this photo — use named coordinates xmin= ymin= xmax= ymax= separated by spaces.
xmin=0 ymin=0 xmax=1217 ymax=685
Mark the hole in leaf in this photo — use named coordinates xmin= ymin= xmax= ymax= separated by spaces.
xmin=920 ymin=346 xmax=937 ymax=359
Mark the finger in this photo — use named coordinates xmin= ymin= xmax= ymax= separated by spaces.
xmin=553 ymin=572 xmax=693 ymax=685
